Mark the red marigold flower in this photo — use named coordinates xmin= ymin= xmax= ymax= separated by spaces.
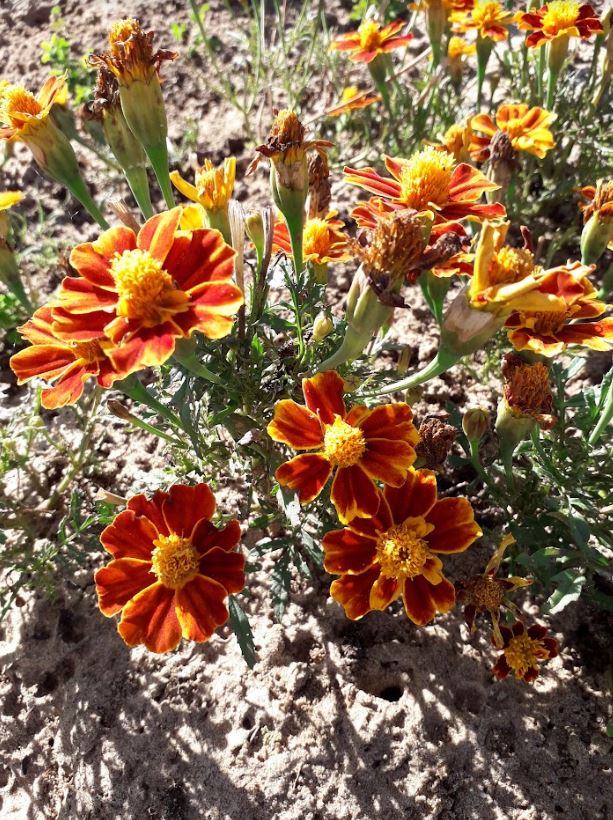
xmin=267 ymin=371 xmax=419 ymax=524
xmin=505 ymin=263 xmax=613 ymax=356
xmin=323 ymin=468 xmax=482 ymax=623
xmin=9 ymin=306 xmax=119 ymax=409
xmin=516 ymin=2 xmax=602 ymax=49
xmin=95 ymin=483 xmax=245 ymax=653
xmin=492 ymin=621 xmax=558 ymax=682
xmin=50 ymin=208 xmax=243 ymax=378
xmin=330 ymin=19 xmax=413 ymax=63
xmin=344 ymin=146 xmax=505 ymax=227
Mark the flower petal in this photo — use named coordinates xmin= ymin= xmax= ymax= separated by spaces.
xmin=425 ymin=497 xmax=482 ymax=553
xmin=69 ymin=227 xmax=135 ymax=288
xmin=161 ymin=483 xmax=216 ymax=538
xmin=323 ymin=527 xmax=377 ymax=575
xmin=118 ymin=582 xmax=181 ymax=653
xmin=331 ymin=464 xmax=379 ymax=524
xmin=137 ymin=207 xmax=183 ymax=262
xmin=357 ymin=402 xmax=418 ymax=441
xmin=192 ymin=519 xmax=242 ymax=554
xmin=302 ymin=371 xmax=346 ymax=424
xmin=276 ymin=453 xmax=332 ymax=504
xmin=198 ymin=546 xmax=246 ymax=594
xmin=359 ymin=438 xmax=416 ymax=486
xmin=369 ymin=575 xmax=400 ymax=610
xmin=175 ymin=574 xmax=230 ymax=642
xmin=330 ymin=567 xmax=380 ymax=620
xmin=165 ymin=228 xmax=236 ymax=290
xmin=95 ymin=558 xmax=155 ymax=616
xmin=267 ymin=400 xmax=323 ymax=449
xmin=127 ymin=491 xmax=169 ymax=536
xmin=402 ymin=574 xmax=455 ymax=625
xmin=383 ymin=469 xmax=438 ymax=525
xmin=100 ymin=509 xmax=159 ymax=559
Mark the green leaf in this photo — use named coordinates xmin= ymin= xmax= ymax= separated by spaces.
xmin=228 ymin=596 xmax=256 ymax=668
xmin=544 ymin=569 xmax=586 ymax=614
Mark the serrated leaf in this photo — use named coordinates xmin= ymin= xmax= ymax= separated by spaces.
xmin=228 ymin=596 xmax=256 ymax=668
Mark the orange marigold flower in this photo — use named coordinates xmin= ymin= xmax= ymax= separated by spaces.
xmin=447 ymin=36 xmax=476 ymax=83
xmin=95 ymin=483 xmax=245 ymax=653
xmin=267 ymin=371 xmax=420 ymax=523
xmin=451 ymin=0 xmax=515 ymax=41
xmin=49 ymin=208 xmax=243 ymax=378
xmin=470 ymin=104 xmax=556 ymax=161
xmin=517 ymin=2 xmax=602 ymax=49
xmin=9 ymin=307 xmax=119 ymax=409
xmin=170 ymin=157 xmax=236 ymax=213
xmin=272 ymin=211 xmax=351 ymax=266
xmin=330 ymin=19 xmax=413 ymax=63
xmin=344 ymin=145 xmax=506 ymax=227
xmin=504 ymin=263 xmax=613 ymax=356
xmin=0 ymin=76 xmax=65 ymax=142
xmin=323 ymin=468 xmax=482 ymax=623
xmin=327 ymin=86 xmax=381 ymax=117
xmin=492 ymin=621 xmax=558 ymax=683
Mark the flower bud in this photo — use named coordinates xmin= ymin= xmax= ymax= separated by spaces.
xmin=579 ymin=180 xmax=613 ymax=265
xmin=312 ymin=311 xmax=333 ymax=342
xmin=462 ymin=408 xmax=489 ymax=442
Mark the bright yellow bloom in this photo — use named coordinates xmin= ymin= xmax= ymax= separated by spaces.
xmin=452 ymin=0 xmax=514 ymax=41
xmin=471 ymin=104 xmax=556 ymax=161
xmin=0 ymin=191 xmax=23 ymax=212
xmin=0 ymin=76 xmax=65 ymax=142
xmin=272 ymin=211 xmax=350 ymax=266
xmin=435 ymin=120 xmax=474 ymax=162
xmin=171 ymin=157 xmax=236 ymax=212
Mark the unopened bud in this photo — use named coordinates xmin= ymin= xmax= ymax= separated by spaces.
xmin=462 ymin=407 xmax=489 ymax=442
xmin=312 ymin=311 xmax=333 ymax=342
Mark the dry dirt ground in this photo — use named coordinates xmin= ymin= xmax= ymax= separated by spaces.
xmin=1 ymin=1 xmax=612 ymax=819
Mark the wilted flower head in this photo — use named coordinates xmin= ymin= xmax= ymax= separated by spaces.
xmin=415 ymin=416 xmax=457 ymax=469
xmin=171 ymin=157 xmax=236 ymax=213
xmin=579 ymin=180 xmax=613 ymax=263
xmin=501 ymin=354 xmax=556 ymax=429
xmin=307 ymin=153 xmax=332 ymax=219
xmin=90 ymin=18 xmax=176 ymax=84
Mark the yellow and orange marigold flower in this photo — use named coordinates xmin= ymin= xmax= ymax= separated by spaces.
xmin=10 ymin=307 xmax=119 ymax=409
xmin=504 ymin=264 xmax=613 ymax=356
xmin=470 ymin=104 xmax=556 ymax=161
xmin=323 ymin=468 xmax=481 ymax=624
xmin=267 ymin=371 xmax=419 ymax=524
xmin=451 ymin=0 xmax=514 ymax=41
xmin=95 ymin=483 xmax=245 ymax=653
xmin=0 ymin=76 xmax=65 ymax=142
xmin=272 ymin=211 xmax=351 ymax=266
xmin=516 ymin=2 xmax=603 ymax=48
xmin=170 ymin=157 xmax=236 ymax=214
xmin=492 ymin=621 xmax=558 ymax=683
xmin=434 ymin=119 xmax=474 ymax=163
xmin=51 ymin=208 xmax=243 ymax=377
xmin=327 ymin=86 xmax=381 ymax=117
xmin=344 ymin=145 xmax=505 ymax=227
xmin=330 ymin=19 xmax=413 ymax=63
xmin=447 ymin=36 xmax=476 ymax=84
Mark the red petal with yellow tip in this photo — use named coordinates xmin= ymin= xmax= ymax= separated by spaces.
xmin=302 ymin=371 xmax=346 ymax=424
xmin=425 ymin=497 xmax=481 ymax=553
xmin=198 ymin=547 xmax=246 ymax=594
xmin=137 ymin=207 xmax=183 ymax=262
xmin=267 ymin=399 xmax=324 ymax=449
xmin=276 ymin=453 xmax=332 ymax=504
xmin=175 ymin=575 xmax=229 ymax=642
xmin=118 ymin=582 xmax=181 ymax=653
xmin=369 ymin=575 xmax=400 ymax=610
xmin=165 ymin=229 xmax=236 ymax=291
xmin=360 ymin=438 xmax=416 ymax=486
xmin=357 ymin=402 xmax=416 ymax=440
xmin=330 ymin=567 xmax=380 ymax=620
xmin=331 ymin=464 xmax=379 ymax=523
xmin=39 ymin=365 xmax=92 ymax=409
xmin=161 ymin=483 xmax=217 ymax=537
xmin=70 ymin=227 xmax=135 ymax=287
xmin=403 ymin=574 xmax=455 ymax=625
xmin=95 ymin=558 xmax=155 ymax=616
xmin=323 ymin=527 xmax=377 ymax=575
xmin=100 ymin=509 xmax=159 ymax=560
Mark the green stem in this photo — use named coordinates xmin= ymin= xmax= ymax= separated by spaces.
xmin=285 ymin=209 xmax=304 ymax=278
xmin=546 ymin=67 xmax=560 ymax=110
xmin=476 ymin=36 xmax=493 ymax=110
xmin=537 ymin=44 xmax=545 ymax=100
xmin=589 ymin=369 xmax=613 ymax=445
xmin=146 ymin=141 xmax=175 ymax=208
xmin=173 ymin=339 xmax=222 ymax=384
xmin=64 ymin=176 xmax=109 ymax=229
xmin=367 ymin=347 xmax=460 ymax=397
xmin=124 ymin=166 xmax=154 ymax=220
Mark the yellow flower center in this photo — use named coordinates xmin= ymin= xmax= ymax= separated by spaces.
xmin=398 ymin=147 xmax=455 ymax=210
xmin=303 ymin=218 xmax=334 ymax=260
xmin=488 ymin=246 xmax=535 ymax=285
xmin=323 ymin=416 xmax=366 ymax=467
xmin=542 ymin=1 xmax=580 ymax=33
xmin=109 ymin=18 xmax=140 ymax=52
xmin=111 ymin=248 xmax=176 ymax=324
xmin=375 ymin=518 xmax=434 ymax=580
xmin=70 ymin=340 xmax=105 ymax=364
xmin=473 ymin=1 xmax=504 ymax=26
xmin=358 ymin=20 xmax=384 ymax=52
xmin=504 ymin=633 xmax=548 ymax=678
xmin=150 ymin=533 xmax=200 ymax=590
xmin=0 ymin=86 xmax=42 ymax=128
xmin=524 ymin=309 xmax=567 ymax=336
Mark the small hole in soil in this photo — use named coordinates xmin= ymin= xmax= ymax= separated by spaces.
xmin=242 ymin=715 xmax=254 ymax=730
xmin=378 ymin=685 xmax=403 ymax=702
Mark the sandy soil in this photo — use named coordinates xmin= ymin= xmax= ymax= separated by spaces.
xmin=1 ymin=2 xmax=612 ymax=819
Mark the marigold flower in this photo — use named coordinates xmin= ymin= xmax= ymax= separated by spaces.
xmin=451 ymin=0 xmax=515 ymax=41
xmin=90 ymin=17 xmax=176 ymax=85
xmin=500 ymin=353 xmax=556 ymax=429
xmin=323 ymin=468 xmax=481 ymax=623
xmin=327 ymin=86 xmax=381 ymax=117
xmin=579 ymin=180 xmax=613 ymax=263
xmin=330 ymin=19 xmax=413 ymax=63
xmin=492 ymin=621 xmax=558 ymax=683
xmin=9 ymin=307 xmax=119 ymax=409
xmin=51 ymin=208 xmax=243 ymax=377
xmin=504 ymin=263 xmax=613 ymax=356
xmin=0 ymin=75 xmax=65 ymax=142
xmin=344 ymin=145 xmax=505 ymax=226
xmin=516 ymin=2 xmax=602 ymax=48
xmin=470 ymin=104 xmax=556 ymax=161
xmin=170 ymin=157 xmax=236 ymax=243
xmin=447 ymin=36 xmax=476 ymax=84
xmin=95 ymin=483 xmax=245 ymax=653
xmin=272 ymin=211 xmax=351 ymax=266
xmin=268 ymin=371 xmax=419 ymax=523
xmin=434 ymin=119 xmax=474 ymax=163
